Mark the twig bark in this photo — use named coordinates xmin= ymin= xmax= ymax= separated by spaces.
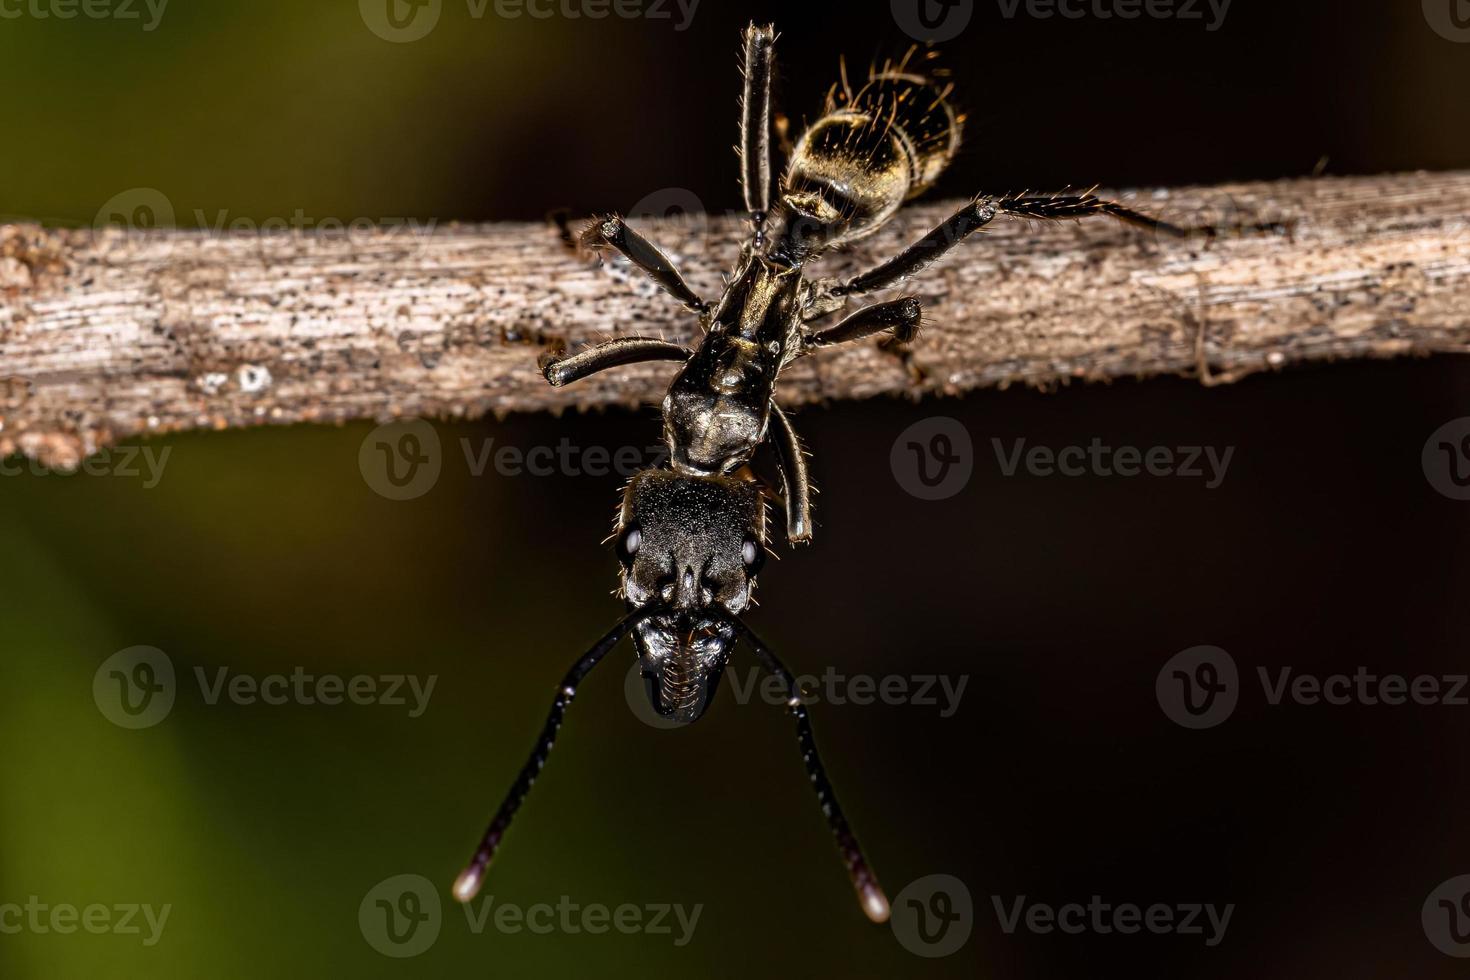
xmin=2 ymin=172 xmax=1468 ymax=467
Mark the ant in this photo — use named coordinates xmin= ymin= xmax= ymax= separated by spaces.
xmin=455 ymin=21 xmax=1199 ymax=924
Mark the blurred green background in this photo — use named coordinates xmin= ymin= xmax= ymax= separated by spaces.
xmin=3 ymin=1 xmax=1470 ymax=978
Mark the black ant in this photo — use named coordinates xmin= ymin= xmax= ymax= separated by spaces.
xmin=455 ymin=22 xmax=1197 ymax=924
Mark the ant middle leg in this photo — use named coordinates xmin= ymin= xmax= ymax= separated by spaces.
xmin=540 ymin=337 xmax=692 ymax=387
xmin=768 ymin=402 xmax=812 ymax=545
xmin=581 ymin=214 xmax=709 ymax=314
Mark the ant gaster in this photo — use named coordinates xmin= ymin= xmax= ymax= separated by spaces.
xmin=455 ymin=22 xmax=1194 ymax=924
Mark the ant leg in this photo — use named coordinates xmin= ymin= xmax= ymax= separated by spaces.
xmin=732 ymin=619 xmax=890 ymax=924
xmin=996 ymin=192 xmax=1187 ymax=236
xmin=768 ymin=403 xmax=812 ymax=545
xmin=582 ymin=215 xmax=709 ymax=314
xmin=548 ymin=208 xmax=578 ymax=251
xmin=540 ymin=337 xmax=692 ymax=387
xmin=453 ymin=609 xmax=653 ymax=903
xmin=834 ymin=190 xmax=1221 ymax=297
xmin=805 ymin=297 xmax=922 ymax=350
xmin=740 ymin=22 xmax=777 ymax=242
xmin=834 ymin=199 xmax=1000 ymax=296
xmin=999 ymin=193 xmax=1289 ymax=239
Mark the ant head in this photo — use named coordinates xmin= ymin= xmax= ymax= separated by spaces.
xmin=614 ymin=470 xmax=768 ymax=724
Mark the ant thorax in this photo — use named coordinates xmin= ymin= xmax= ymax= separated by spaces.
xmin=660 ymin=250 xmax=804 ymax=476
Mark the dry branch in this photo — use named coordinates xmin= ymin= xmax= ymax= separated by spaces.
xmin=2 ymin=171 xmax=1469 ymax=468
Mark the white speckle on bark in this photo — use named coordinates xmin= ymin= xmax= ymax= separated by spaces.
xmin=238 ymin=364 xmax=272 ymax=394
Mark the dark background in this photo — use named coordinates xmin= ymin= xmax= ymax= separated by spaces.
xmin=2 ymin=0 xmax=1468 ymax=977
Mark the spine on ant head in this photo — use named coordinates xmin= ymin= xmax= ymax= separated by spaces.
xmin=770 ymin=50 xmax=963 ymax=262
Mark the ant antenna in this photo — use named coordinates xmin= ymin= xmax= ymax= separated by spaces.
xmin=732 ymin=618 xmax=892 ymax=924
xmin=453 ymin=606 xmax=658 ymax=903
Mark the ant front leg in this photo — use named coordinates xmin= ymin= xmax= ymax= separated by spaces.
xmin=540 ymin=337 xmax=692 ymax=387
xmin=739 ymin=22 xmax=777 ymax=245
xmin=581 ymin=214 xmax=709 ymax=314
xmin=768 ymin=403 xmax=812 ymax=545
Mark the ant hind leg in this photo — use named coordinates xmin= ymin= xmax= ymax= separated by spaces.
xmin=804 ymin=297 xmax=923 ymax=350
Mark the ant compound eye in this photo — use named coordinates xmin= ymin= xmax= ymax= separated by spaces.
xmin=617 ymin=526 xmax=642 ymax=564
xmin=741 ymin=537 xmax=765 ymax=574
